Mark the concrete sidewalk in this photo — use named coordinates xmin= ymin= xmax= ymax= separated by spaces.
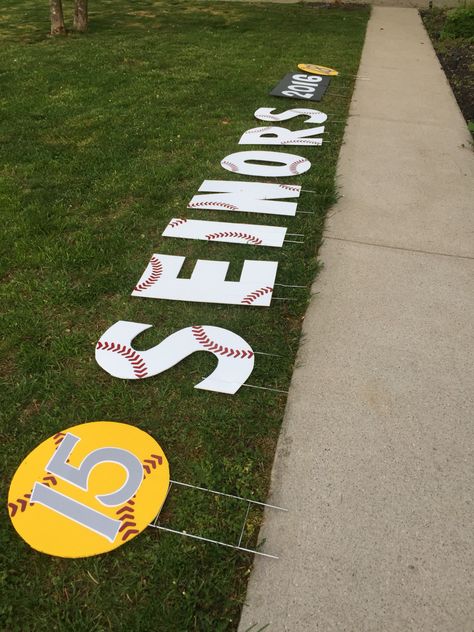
xmin=239 ymin=7 xmax=474 ymax=632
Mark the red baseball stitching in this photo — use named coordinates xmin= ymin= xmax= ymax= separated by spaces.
xmin=295 ymin=110 xmax=322 ymax=117
xmin=289 ymin=158 xmax=308 ymax=175
xmin=192 ymin=326 xmax=254 ymax=359
xmin=246 ymin=127 xmax=270 ymax=133
xmin=116 ymin=454 xmax=163 ymax=541
xmin=134 ymin=255 xmax=163 ymax=292
xmin=278 ymin=184 xmax=300 ymax=192
xmin=142 ymin=453 xmax=163 ymax=478
xmin=241 ymin=286 xmax=273 ymax=305
xmin=8 ymin=474 xmax=58 ymax=518
xmin=205 ymin=231 xmax=262 ymax=245
xmin=96 ymin=341 xmax=148 ymax=378
xmin=221 ymin=160 xmax=239 ymax=172
xmin=53 ymin=432 xmax=66 ymax=445
xmin=189 ymin=201 xmax=238 ymax=210
xmin=282 ymin=139 xmax=322 ymax=145
xmin=168 ymin=218 xmax=187 ymax=229
xmin=8 ymin=433 xmax=63 ymax=517
xmin=116 ymin=499 xmax=139 ymax=541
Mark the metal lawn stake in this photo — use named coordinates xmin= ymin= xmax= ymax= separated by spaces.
xmin=297 ymin=63 xmax=369 ymax=80
xmin=150 ymin=480 xmax=287 ymax=559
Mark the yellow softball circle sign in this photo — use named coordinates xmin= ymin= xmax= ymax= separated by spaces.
xmin=8 ymin=421 xmax=169 ymax=558
xmin=297 ymin=63 xmax=339 ymax=77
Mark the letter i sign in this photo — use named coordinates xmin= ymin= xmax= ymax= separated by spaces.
xmin=7 ymin=421 xmax=169 ymax=557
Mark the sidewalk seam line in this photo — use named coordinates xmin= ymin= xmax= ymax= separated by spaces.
xmin=324 ymin=235 xmax=474 ymax=261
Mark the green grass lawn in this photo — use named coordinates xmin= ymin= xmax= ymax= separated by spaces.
xmin=0 ymin=1 xmax=369 ymax=629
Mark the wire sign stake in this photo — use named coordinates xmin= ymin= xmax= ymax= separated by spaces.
xmin=150 ymin=480 xmax=287 ymax=559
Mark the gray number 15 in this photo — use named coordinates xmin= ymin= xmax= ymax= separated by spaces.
xmin=30 ymin=433 xmax=143 ymax=542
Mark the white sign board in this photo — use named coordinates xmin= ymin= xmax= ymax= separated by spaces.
xmin=188 ymin=180 xmax=301 ymax=217
xmin=163 ymin=218 xmax=287 ymax=248
xmin=132 ymin=254 xmax=278 ymax=307
xmin=96 ymin=321 xmax=255 ymax=394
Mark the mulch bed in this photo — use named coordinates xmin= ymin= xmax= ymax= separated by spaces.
xmin=421 ymin=9 xmax=474 ymax=129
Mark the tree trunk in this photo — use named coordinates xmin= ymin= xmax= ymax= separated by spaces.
xmin=50 ymin=0 xmax=66 ymax=35
xmin=73 ymin=0 xmax=88 ymax=32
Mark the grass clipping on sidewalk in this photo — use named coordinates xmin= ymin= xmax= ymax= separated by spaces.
xmin=0 ymin=1 xmax=369 ymax=629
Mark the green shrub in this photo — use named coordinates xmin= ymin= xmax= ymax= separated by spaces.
xmin=441 ymin=5 xmax=474 ymax=41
